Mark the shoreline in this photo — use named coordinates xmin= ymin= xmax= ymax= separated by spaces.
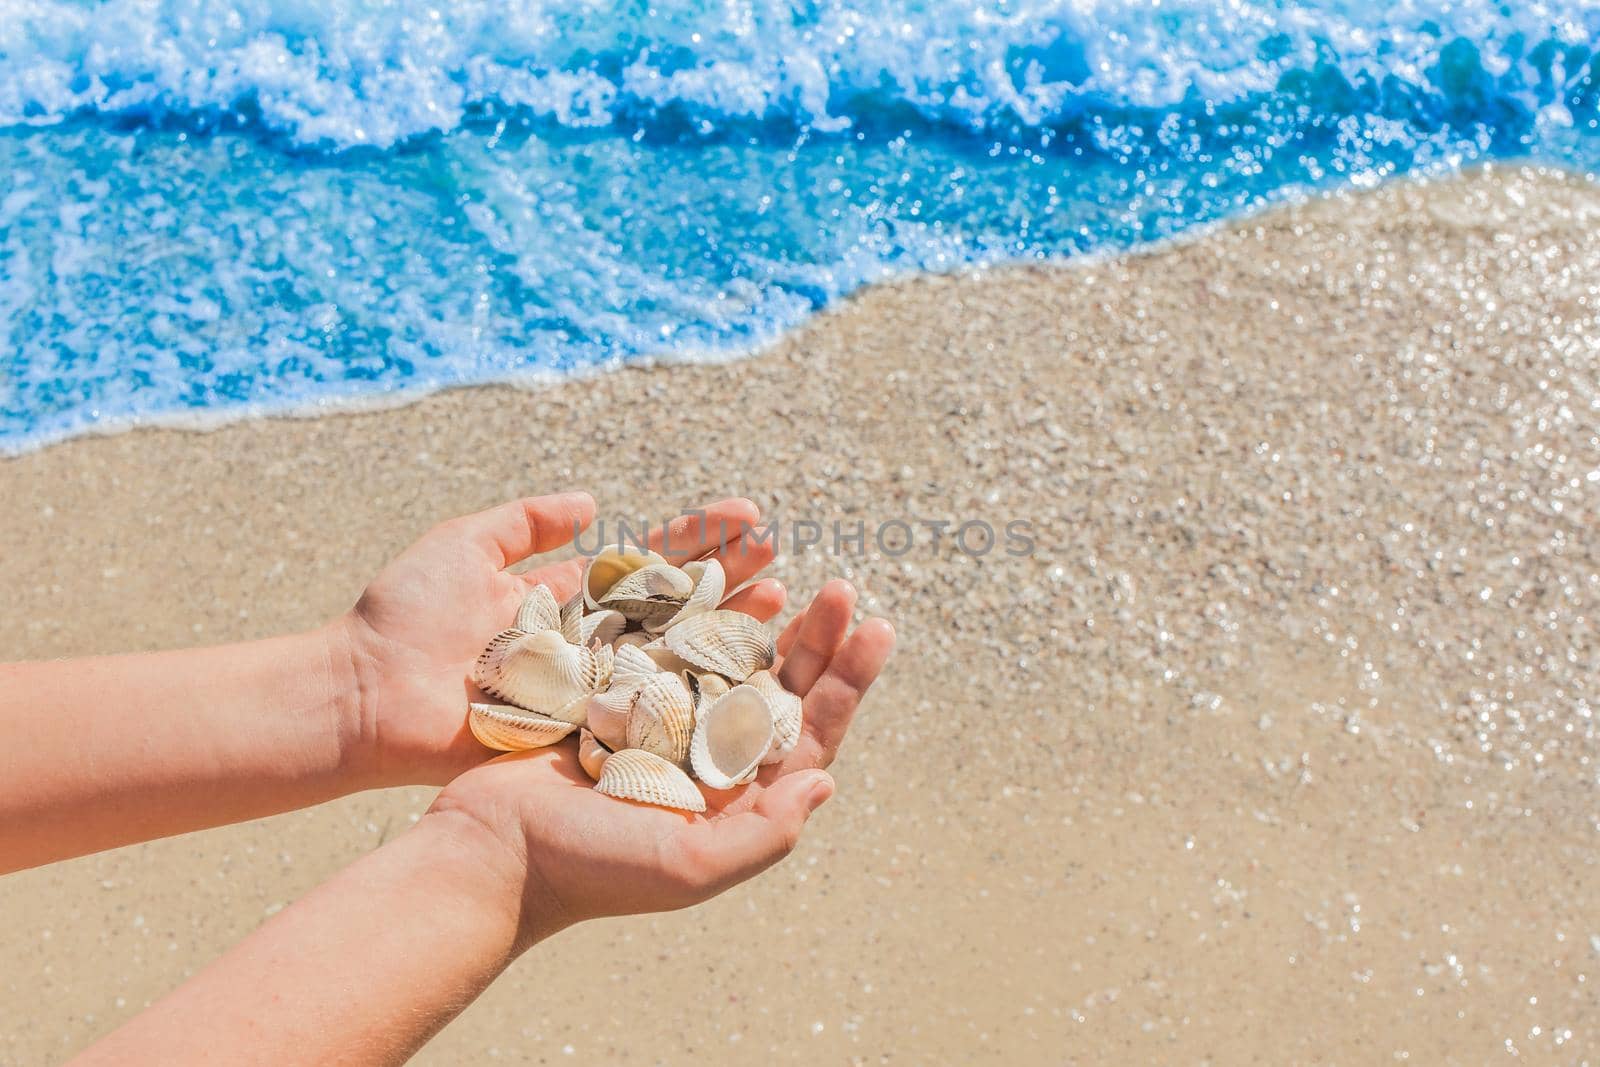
xmin=4 ymin=164 xmax=1598 ymax=1062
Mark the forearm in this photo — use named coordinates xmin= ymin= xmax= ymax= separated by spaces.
xmin=0 ymin=623 xmax=369 ymax=872
xmin=73 ymin=810 xmax=546 ymax=1067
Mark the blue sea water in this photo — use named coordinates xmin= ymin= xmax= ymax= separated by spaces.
xmin=2 ymin=1 xmax=1599 ymax=452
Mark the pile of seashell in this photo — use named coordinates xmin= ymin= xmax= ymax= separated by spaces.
xmin=466 ymin=545 xmax=803 ymax=812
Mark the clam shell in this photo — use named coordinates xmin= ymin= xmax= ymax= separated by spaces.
xmin=514 ymin=585 xmax=563 ymax=634
xmin=558 ymin=593 xmax=585 ymax=644
xmin=612 ymin=642 xmax=660 ymax=687
xmin=585 ymin=687 xmax=634 ymax=751
xmin=663 ymin=610 xmax=776 ymax=682
xmin=595 ymin=748 xmax=706 ymax=812
xmin=468 ymin=702 xmax=578 ymax=752
xmin=582 ymin=545 xmax=667 ymax=609
xmin=578 ymin=609 xmax=627 ymax=648
xmin=602 ymin=563 xmax=693 ymax=603
xmin=577 ymin=728 xmax=611 ymax=781
xmin=626 ymin=672 xmax=696 ymax=765
xmin=689 ymin=685 xmax=775 ymax=789
xmin=686 ymin=670 xmax=731 ymax=710
xmin=474 ymin=629 xmax=608 ymax=720
xmin=747 ymin=669 xmax=803 ymax=764
xmin=647 ymin=558 xmax=727 ymax=634
xmin=612 ymin=631 xmax=654 ymax=650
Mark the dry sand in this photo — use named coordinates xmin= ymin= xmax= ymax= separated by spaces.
xmin=2 ymin=164 xmax=1598 ymax=1063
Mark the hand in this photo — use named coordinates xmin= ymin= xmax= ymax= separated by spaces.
xmin=428 ymin=580 xmax=895 ymax=940
xmin=335 ymin=493 xmax=786 ymax=786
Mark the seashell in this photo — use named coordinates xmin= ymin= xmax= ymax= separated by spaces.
xmin=646 ymin=558 xmax=727 ymax=634
xmin=602 ymin=563 xmax=693 ymax=604
xmin=514 ymin=585 xmax=563 ymax=634
xmin=585 ymin=687 xmax=634 ymax=751
xmin=582 ymin=545 xmax=667 ymax=609
xmin=578 ymin=608 xmax=627 ymax=648
xmin=602 ymin=597 xmax=683 ymax=629
xmin=689 ymin=685 xmax=775 ymax=790
xmin=577 ymin=728 xmax=611 ymax=781
xmin=594 ymin=748 xmax=706 ymax=813
xmin=626 ymin=673 xmax=696 ymax=765
xmin=612 ymin=642 xmax=660 ymax=687
xmin=612 ymin=631 xmax=654 ymax=650
xmin=475 ymin=629 xmax=609 ymax=720
xmin=643 ymin=642 xmax=696 ymax=676
xmin=685 ymin=670 xmax=731 ymax=710
xmin=468 ymin=702 xmax=578 ymax=752
xmin=559 ymin=593 xmax=585 ymax=644
xmin=663 ymin=610 xmax=776 ymax=682
xmin=747 ymin=669 xmax=803 ymax=764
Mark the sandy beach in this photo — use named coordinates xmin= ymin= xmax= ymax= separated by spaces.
xmin=2 ymin=165 xmax=1597 ymax=1062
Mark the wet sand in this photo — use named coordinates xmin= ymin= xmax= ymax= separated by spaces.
xmin=2 ymin=164 xmax=1598 ymax=1062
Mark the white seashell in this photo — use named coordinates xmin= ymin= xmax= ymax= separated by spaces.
xmin=685 ymin=670 xmax=731 ymax=710
xmin=689 ymin=685 xmax=775 ymax=789
xmin=747 ymin=669 xmax=803 ymax=764
xmin=643 ymin=643 xmax=696 ymax=676
xmin=585 ymin=687 xmax=634 ymax=751
xmin=577 ymin=728 xmax=611 ymax=781
xmin=582 ymin=545 xmax=667 ymax=609
xmin=664 ymin=610 xmax=776 ymax=682
xmin=602 ymin=563 xmax=693 ymax=603
xmin=612 ymin=643 xmax=660 ymax=687
xmin=578 ymin=609 xmax=627 ymax=648
xmin=514 ymin=585 xmax=563 ymax=634
xmin=647 ymin=558 xmax=727 ymax=634
xmin=626 ymin=673 xmax=696 ymax=765
xmin=474 ymin=629 xmax=608 ymax=720
xmin=595 ymin=748 xmax=706 ymax=812
xmin=468 ymin=702 xmax=578 ymax=752
xmin=559 ymin=593 xmax=585 ymax=644
xmin=612 ymin=631 xmax=654 ymax=650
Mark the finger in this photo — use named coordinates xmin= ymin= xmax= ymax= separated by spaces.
xmin=451 ymin=492 xmax=596 ymax=569
xmin=792 ymin=618 xmax=895 ymax=769
xmin=519 ymin=557 xmax=585 ymax=602
xmin=775 ymin=609 xmax=807 ymax=658
xmin=707 ymin=525 xmax=778 ymax=592
xmin=776 ymin=580 xmax=855 ymax=697
xmin=649 ymin=499 xmax=761 ymax=565
xmin=719 ymin=578 xmax=785 ymax=622
xmin=689 ymin=770 xmax=833 ymax=894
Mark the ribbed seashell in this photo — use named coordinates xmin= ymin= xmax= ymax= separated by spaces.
xmin=594 ymin=748 xmax=706 ymax=812
xmin=559 ymin=593 xmax=585 ymax=644
xmin=643 ymin=642 xmax=696 ymax=676
xmin=514 ymin=585 xmax=563 ymax=634
xmin=626 ymin=672 xmax=696 ymax=765
xmin=582 ymin=545 xmax=667 ymax=609
xmin=468 ymin=703 xmax=578 ymax=752
xmin=612 ymin=642 xmax=660 ymax=687
xmin=612 ymin=631 xmax=654 ymax=650
xmin=747 ymin=669 xmax=804 ymax=764
xmin=602 ymin=597 xmax=683 ymax=629
xmin=578 ymin=609 xmax=627 ymax=648
xmin=685 ymin=670 xmax=731 ymax=711
xmin=663 ymin=610 xmax=776 ymax=682
xmin=474 ymin=629 xmax=608 ymax=720
xmin=646 ymin=558 xmax=727 ymax=634
xmin=585 ymin=687 xmax=634 ymax=751
xmin=577 ymin=728 xmax=611 ymax=781
xmin=689 ymin=685 xmax=775 ymax=790
xmin=602 ymin=563 xmax=693 ymax=603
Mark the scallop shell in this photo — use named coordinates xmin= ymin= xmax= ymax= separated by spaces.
xmin=582 ymin=545 xmax=667 ymax=609
xmin=514 ymin=585 xmax=563 ymax=634
xmin=595 ymin=748 xmax=706 ymax=812
xmin=578 ymin=609 xmax=627 ymax=648
xmin=689 ymin=685 xmax=775 ymax=789
xmin=747 ymin=669 xmax=804 ymax=764
xmin=468 ymin=703 xmax=578 ymax=752
xmin=663 ymin=610 xmax=776 ymax=682
xmin=577 ymin=728 xmax=611 ymax=781
xmin=646 ymin=558 xmax=727 ymax=634
xmin=585 ymin=687 xmax=634 ymax=751
xmin=474 ymin=629 xmax=609 ymax=721
xmin=626 ymin=672 xmax=696 ymax=765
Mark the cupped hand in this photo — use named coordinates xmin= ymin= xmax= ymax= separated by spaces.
xmin=429 ymin=580 xmax=895 ymax=937
xmin=337 ymin=493 xmax=787 ymax=786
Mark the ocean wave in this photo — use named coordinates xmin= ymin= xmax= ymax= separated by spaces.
xmin=3 ymin=1 xmax=1598 ymax=150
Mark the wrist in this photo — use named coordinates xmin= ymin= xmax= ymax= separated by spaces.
xmin=316 ymin=614 xmax=386 ymax=792
xmin=420 ymin=801 xmax=572 ymax=954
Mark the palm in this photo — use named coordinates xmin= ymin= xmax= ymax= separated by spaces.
xmin=434 ymin=579 xmax=895 ymax=923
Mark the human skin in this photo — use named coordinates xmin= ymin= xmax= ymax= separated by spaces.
xmin=0 ymin=494 xmax=787 ymax=873
xmin=0 ymin=492 xmax=893 ymax=1064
